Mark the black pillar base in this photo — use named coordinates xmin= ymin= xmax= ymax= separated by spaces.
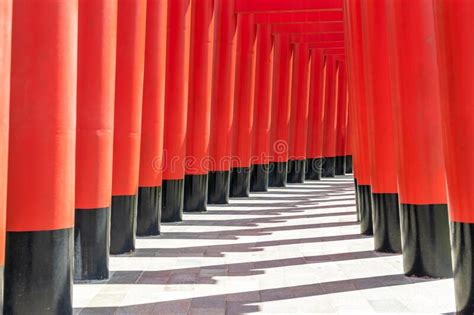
xmin=4 ymin=228 xmax=73 ymax=314
xmin=371 ymin=193 xmax=401 ymax=253
xmin=305 ymin=158 xmax=322 ymax=181
xmin=250 ymin=164 xmax=269 ymax=192
xmin=161 ymin=179 xmax=184 ymax=222
xmin=354 ymin=179 xmax=361 ymax=222
xmin=451 ymin=221 xmax=474 ymax=313
xmin=74 ymin=207 xmax=110 ymax=281
xmin=400 ymin=203 xmax=452 ymax=278
xmin=287 ymin=160 xmax=306 ymax=184
xmin=184 ymin=174 xmax=208 ymax=212
xmin=230 ymin=167 xmax=251 ymax=198
xmin=322 ymin=157 xmax=336 ymax=178
xmin=269 ymin=162 xmax=287 ymax=187
xmin=208 ymin=170 xmax=230 ymax=204
xmin=345 ymin=155 xmax=353 ymax=174
xmin=335 ymin=156 xmax=346 ymax=175
xmin=357 ymin=184 xmax=373 ymax=235
xmin=111 ymin=195 xmax=137 ymax=255
xmin=137 ymin=186 xmax=162 ymax=236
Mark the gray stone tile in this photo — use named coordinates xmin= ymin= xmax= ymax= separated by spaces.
xmin=369 ymin=299 xmax=410 ymax=312
xmin=73 ymin=175 xmax=456 ymax=314
xmin=191 ymin=297 xmax=226 ymax=309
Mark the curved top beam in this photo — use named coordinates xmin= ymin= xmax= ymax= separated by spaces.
xmin=235 ymin=0 xmax=343 ymax=13
xmin=289 ymin=32 xmax=344 ymax=42
xmin=271 ymin=22 xmax=344 ymax=34
xmin=322 ymin=48 xmax=345 ymax=54
xmin=253 ymin=10 xmax=343 ymax=23
xmin=307 ymin=41 xmax=344 ymax=48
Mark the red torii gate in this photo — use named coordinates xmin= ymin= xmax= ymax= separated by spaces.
xmin=320 ymin=48 xmax=345 ymax=178
xmin=306 ymin=42 xmax=345 ymax=180
xmin=270 ymin=33 xmax=345 ymax=188
xmin=3 ymin=0 xmax=352 ymax=313
xmin=248 ymin=31 xmax=344 ymax=189
xmin=231 ymin=21 xmax=346 ymax=196
xmin=286 ymin=41 xmax=345 ymax=183
xmin=250 ymin=24 xmax=344 ymax=191
xmin=208 ymin=2 xmax=344 ymax=201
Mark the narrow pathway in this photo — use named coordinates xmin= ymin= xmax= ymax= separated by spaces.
xmin=74 ymin=175 xmax=455 ymax=314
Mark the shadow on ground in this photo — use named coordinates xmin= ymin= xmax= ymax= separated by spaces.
xmin=74 ymin=175 xmax=431 ymax=314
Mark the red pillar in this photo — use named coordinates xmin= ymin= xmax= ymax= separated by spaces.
xmin=360 ymin=0 xmax=400 ymax=253
xmin=344 ymin=2 xmax=362 ymax=221
xmin=161 ymin=0 xmax=192 ymax=222
xmin=0 ymin=0 xmax=11 ymax=300
xmin=208 ymin=0 xmax=237 ymax=204
xmin=137 ymin=0 xmax=167 ymax=235
xmin=269 ymin=33 xmax=293 ymax=187
xmin=287 ymin=42 xmax=311 ymax=183
xmin=334 ymin=59 xmax=348 ymax=175
xmin=75 ymin=0 xmax=117 ymax=280
xmin=344 ymin=105 xmax=353 ymax=174
xmin=6 ymin=0 xmax=76 ymax=312
xmin=230 ymin=13 xmax=257 ymax=198
xmin=321 ymin=54 xmax=338 ymax=178
xmin=344 ymin=0 xmax=372 ymax=235
xmin=386 ymin=0 xmax=451 ymax=278
xmin=111 ymin=0 xmax=147 ymax=254
xmin=250 ymin=23 xmax=274 ymax=192
xmin=184 ymin=0 xmax=214 ymax=212
xmin=306 ymin=49 xmax=325 ymax=180
xmin=434 ymin=0 xmax=474 ymax=309
xmin=344 ymin=24 xmax=361 ymax=219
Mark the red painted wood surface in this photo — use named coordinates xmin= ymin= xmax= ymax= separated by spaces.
xmin=235 ymin=0 xmax=342 ymax=13
xmin=209 ymin=0 xmax=237 ymax=172
xmin=232 ymin=13 xmax=257 ymax=168
xmin=361 ymin=0 xmax=398 ymax=194
xmin=186 ymin=0 xmax=214 ymax=175
xmin=0 ymin=0 xmax=12 ymax=264
xmin=288 ymin=42 xmax=311 ymax=161
xmin=139 ymin=0 xmax=167 ymax=187
xmin=322 ymin=55 xmax=338 ymax=159
xmin=254 ymin=11 xmax=343 ymax=24
xmin=76 ymin=0 xmax=117 ymax=209
xmin=252 ymin=24 xmax=274 ymax=165
xmin=162 ymin=0 xmax=192 ymax=180
xmin=112 ymin=0 xmax=147 ymax=196
xmin=344 ymin=0 xmax=370 ymax=186
xmin=386 ymin=0 xmax=446 ymax=204
xmin=434 ymin=0 xmax=474 ymax=221
xmin=270 ymin=33 xmax=293 ymax=163
xmin=271 ymin=22 xmax=343 ymax=34
xmin=8 ymin=0 xmax=77 ymax=230
xmin=307 ymin=49 xmax=326 ymax=160
xmin=335 ymin=60 xmax=348 ymax=159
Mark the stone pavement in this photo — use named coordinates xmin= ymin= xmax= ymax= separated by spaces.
xmin=74 ymin=175 xmax=456 ymax=314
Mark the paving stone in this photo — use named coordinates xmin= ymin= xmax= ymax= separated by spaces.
xmin=72 ymin=175 xmax=456 ymax=313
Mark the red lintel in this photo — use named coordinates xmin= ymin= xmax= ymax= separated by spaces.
xmin=235 ymin=0 xmax=342 ymax=13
